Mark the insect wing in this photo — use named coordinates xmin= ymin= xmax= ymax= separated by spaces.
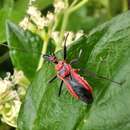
xmin=63 ymin=72 xmax=93 ymax=104
xmin=71 ymin=70 xmax=93 ymax=93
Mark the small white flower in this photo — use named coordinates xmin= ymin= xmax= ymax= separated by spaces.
xmin=19 ymin=16 xmax=30 ymax=30
xmin=27 ymin=6 xmax=49 ymax=29
xmin=46 ymin=12 xmax=55 ymax=24
xmin=64 ymin=32 xmax=74 ymax=46
xmin=32 ymin=16 xmax=48 ymax=29
xmin=29 ymin=0 xmax=36 ymax=5
xmin=54 ymin=0 xmax=65 ymax=13
xmin=64 ymin=31 xmax=84 ymax=45
xmin=75 ymin=30 xmax=84 ymax=41
xmin=9 ymin=91 xmax=20 ymax=101
xmin=51 ymin=31 xmax=84 ymax=48
xmin=12 ymin=69 xmax=30 ymax=92
xmin=4 ymin=72 xmax=11 ymax=80
xmin=20 ymin=5 xmax=56 ymax=30
xmin=51 ymin=31 xmax=60 ymax=44
xmin=0 ymin=70 xmax=29 ymax=127
xmin=1 ymin=100 xmax=21 ymax=127
xmin=27 ymin=6 xmax=41 ymax=17
xmin=13 ymin=70 xmax=26 ymax=85
xmin=0 ymin=78 xmax=12 ymax=95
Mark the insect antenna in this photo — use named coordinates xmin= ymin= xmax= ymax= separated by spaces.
xmin=70 ymin=50 xmax=124 ymax=86
xmin=63 ymin=33 xmax=69 ymax=60
xmin=97 ymin=75 xmax=124 ymax=85
xmin=70 ymin=49 xmax=83 ymax=65
xmin=80 ymin=68 xmax=125 ymax=85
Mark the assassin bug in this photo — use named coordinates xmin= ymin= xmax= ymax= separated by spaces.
xmin=1 ymin=34 xmax=122 ymax=104
xmin=43 ymin=34 xmax=93 ymax=104
xmin=43 ymin=34 xmax=123 ymax=104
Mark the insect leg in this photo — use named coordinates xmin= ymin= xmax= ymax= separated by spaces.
xmin=48 ymin=75 xmax=57 ymax=83
xmin=58 ymin=81 xmax=63 ymax=97
xmin=69 ymin=49 xmax=83 ymax=65
xmin=70 ymin=58 xmax=79 ymax=65
xmin=80 ymin=68 xmax=124 ymax=85
xmin=64 ymin=33 xmax=69 ymax=60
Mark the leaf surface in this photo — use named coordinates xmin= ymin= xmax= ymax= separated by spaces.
xmin=0 ymin=0 xmax=28 ymax=42
xmin=18 ymin=11 xmax=130 ymax=130
xmin=6 ymin=21 xmax=42 ymax=80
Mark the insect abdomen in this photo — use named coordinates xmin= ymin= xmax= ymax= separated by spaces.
xmin=66 ymin=77 xmax=93 ymax=104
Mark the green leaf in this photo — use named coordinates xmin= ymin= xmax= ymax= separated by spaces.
xmin=108 ymin=0 xmax=124 ymax=16
xmin=18 ymin=11 xmax=130 ymax=130
xmin=33 ymin=0 xmax=53 ymax=10
xmin=0 ymin=0 xmax=28 ymax=42
xmin=6 ymin=21 xmax=42 ymax=81
xmin=0 ymin=123 xmax=10 ymax=130
xmin=66 ymin=2 xmax=109 ymax=32
xmin=67 ymin=6 xmax=98 ymax=32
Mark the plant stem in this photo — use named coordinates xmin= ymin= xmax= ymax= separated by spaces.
xmin=58 ymin=12 xmax=69 ymax=48
xmin=0 ymin=52 xmax=9 ymax=64
xmin=37 ymin=0 xmax=89 ymax=63
xmin=58 ymin=0 xmax=88 ymax=48
xmin=69 ymin=0 xmax=88 ymax=13
xmin=37 ymin=40 xmax=48 ymax=70
xmin=70 ymin=0 xmax=79 ymax=7
xmin=37 ymin=25 xmax=52 ymax=70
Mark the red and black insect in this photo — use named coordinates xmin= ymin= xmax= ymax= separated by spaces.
xmin=1 ymin=33 xmax=122 ymax=104
xmin=43 ymin=36 xmax=93 ymax=104
xmin=43 ymin=34 xmax=123 ymax=104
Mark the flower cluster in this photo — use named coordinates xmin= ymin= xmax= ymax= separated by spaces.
xmin=19 ymin=0 xmax=85 ymax=46
xmin=0 ymin=70 xmax=29 ymax=127
xmin=19 ymin=5 xmax=55 ymax=31
xmin=54 ymin=0 xmax=65 ymax=13
xmin=19 ymin=0 xmax=87 ymax=70
xmin=19 ymin=0 xmax=64 ymax=31
xmin=51 ymin=30 xmax=84 ymax=47
xmin=29 ymin=0 xmax=36 ymax=5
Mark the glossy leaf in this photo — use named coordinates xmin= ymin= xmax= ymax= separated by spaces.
xmin=6 ymin=21 xmax=56 ymax=81
xmin=18 ymin=11 xmax=130 ymax=130
xmin=6 ymin=21 xmax=42 ymax=80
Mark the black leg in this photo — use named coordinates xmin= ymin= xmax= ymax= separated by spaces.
xmin=80 ymin=68 xmax=124 ymax=85
xmin=69 ymin=49 xmax=82 ymax=65
xmin=70 ymin=58 xmax=79 ymax=65
xmin=48 ymin=75 xmax=57 ymax=83
xmin=58 ymin=81 xmax=63 ymax=97
xmin=64 ymin=33 xmax=69 ymax=60
xmin=52 ymin=52 xmax=55 ymax=56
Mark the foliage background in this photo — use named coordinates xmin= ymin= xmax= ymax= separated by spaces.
xmin=0 ymin=0 xmax=130 ymax=130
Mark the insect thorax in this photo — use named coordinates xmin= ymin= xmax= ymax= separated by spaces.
xmin=55 ymin=61 xmax=71 ymax=78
